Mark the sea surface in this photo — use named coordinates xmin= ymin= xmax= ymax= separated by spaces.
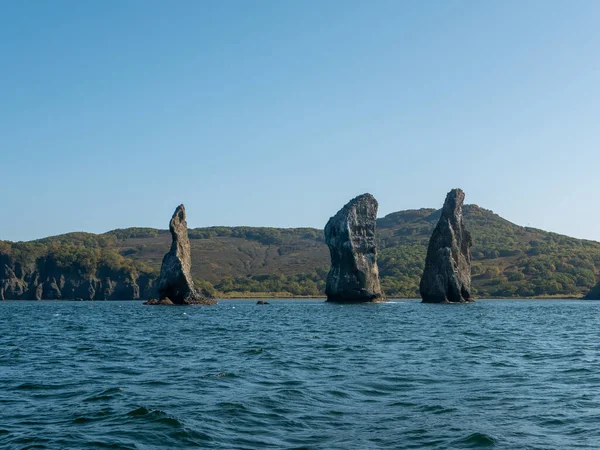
xmin=1 ymin=299 xmax=600 ymax=449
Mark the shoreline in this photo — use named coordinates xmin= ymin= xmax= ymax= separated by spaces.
xmin=0 ymin=296 xmax=593 ymax=302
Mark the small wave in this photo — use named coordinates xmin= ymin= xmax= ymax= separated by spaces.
xmin=2 ymin=347 xmax=21 ymax=359
xmin=71 ymin=407 xmax=117 ymax=424
xmin=418 ymin=404 xmax=458 ymax=415
xmin=538 ymin=417 xmax=566 ymax=426
xmin=126 ymin=406 xmax=155 ymax=416
xmin=274 ymin=388 xmax=306 ymax=399
xmin=4 ymin=435 xmax=52 ymax=448
xmin=99 ymin=366 xmax=142 ymax=376
xmin=467 ymin=344 xmax=490 ymax=351
xmin=280 ymin=380 xmax=304 ymax=387
xmin=217 ymin=371 xmax=237 ymax=378
xmin=242 ymin=348 xmax=264 ymax=355
xmin=73 ymin=416 xmax=96 ymax=424
xmin=170 ymin=429 xmax=214 ymax=445
xmin=215 ymin=401 xmax=249 ymax=413
xmin=562 ymin=367 xmax=593 ymax=374
xmin=357 ymin=388 xmax=389 ymax=398
xmin=325 ymin=389 xmax=350 ymax=399
xmin=200 ymin=371 xmax=238 ymax=379
xmin=125 ymin=407 xmax=184 ymax=428
xmin=156 ymin=416 xmax=182 ymax=427
xmin=490 ymin=360 xmax=515 ymax=368
xmin=320 ymin=344 xmax=340 ymax=350
xmin=452 ymin=432 xmax=496 ymax=448
xmin=86 ymin=440 xmax=136 ymax=449
xmin=11 ymin=382 xmax=58 ymax=391
xmin=138 ymin=380 xmax=170 ymax=386
xmin=84 ymin=387 xmax=124 ymax=402
xmin=303 ymin=334 xmax=320 ymax=340
xmin=388 ymin=400 xmax=418 ymax=408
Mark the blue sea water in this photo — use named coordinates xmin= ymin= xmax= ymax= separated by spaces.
xmin=1 ymin=299 xmax=600 ymax=449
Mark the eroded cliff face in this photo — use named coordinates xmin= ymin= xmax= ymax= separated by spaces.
xmin=149 ymin=204 xmax=215 ymax=305
xmin=325 ymin=193 xmax=385 ymax=303
xmin=420 ymin=188 xmax=473 ymax=303
xmin=0 ymin=253 xmax=156 ymax=300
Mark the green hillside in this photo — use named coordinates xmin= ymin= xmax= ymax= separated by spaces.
xmin=3 ymin=204 xmax=600 ymax=298
xmin=376 ymin=205 xmax=600 ymax=298
xmin=105 ymin=205 xmax=600 ymax=298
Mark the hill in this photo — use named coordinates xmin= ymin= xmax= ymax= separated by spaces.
xmin=2 ymin=205 xmax=600 ymax=299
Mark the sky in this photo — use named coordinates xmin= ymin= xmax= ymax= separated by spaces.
xmin=1 ymin=0 xmax=599 ymax=242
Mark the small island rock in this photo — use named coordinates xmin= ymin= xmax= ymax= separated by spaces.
xmin=420 ymin=188 xmax=473 ymax=303
xmin=325 ymin=193 xmax=385 ymax=303
xmin=144 ymin=298 xmax=174 ymax=305
xmin=149 ymin=204 xmax=216 ymax=305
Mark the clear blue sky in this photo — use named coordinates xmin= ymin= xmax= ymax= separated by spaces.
xmin=1 ymin=0 xmax=599 ymax=242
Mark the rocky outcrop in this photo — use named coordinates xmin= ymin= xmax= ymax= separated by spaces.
xmin=420 ymin=188 xmax=473 ymax=303
xmin=0 ymin=258 xmax=156 ymax=301
xmin=144 ymin=298 xmax=174 ymax=305
xmin=324 ymin=193 xmax=385 ymax=302
xmin=149 ymin=204 xmax=216 ymax=305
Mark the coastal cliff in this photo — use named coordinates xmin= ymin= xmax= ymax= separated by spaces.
xmin=0 ymin=251 xmax=156 ymax=300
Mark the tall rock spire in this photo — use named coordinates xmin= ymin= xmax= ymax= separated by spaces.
xmin=420 ymin=189 xmax=473 ymax=303
xmin=146 ymin=204 xmax=216 ymax=305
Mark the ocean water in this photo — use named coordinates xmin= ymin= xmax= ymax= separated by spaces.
xmin=1 ymin=300 xmax=600 ymax=449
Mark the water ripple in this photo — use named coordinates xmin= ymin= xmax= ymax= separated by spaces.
xmin=1 ymin=299 xmax=600 ymax=449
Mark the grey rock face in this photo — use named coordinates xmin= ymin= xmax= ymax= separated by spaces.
xmin=325 ymin=193 xmax=385 ymax=303
xmin=153 ymin=204 xmax=216 ymax=305
xmin=420 ymin=189 xmax=473 ymax=303
xmin=0 ymin=254 xmax=154 ymax=301
xmin=35 ymin=283 xmax=43 ymax=301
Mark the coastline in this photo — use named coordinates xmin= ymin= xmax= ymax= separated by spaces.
xmin=0 ymin=295 xmax=591 ymax=301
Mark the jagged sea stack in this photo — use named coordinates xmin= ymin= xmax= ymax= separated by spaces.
xmin=145 ymin=204 xmax=216 ymax=305
xmin=420 ymin=189 xmax=473 ymax=303
xmin=325 ymin=194 xmax=385 ymax=303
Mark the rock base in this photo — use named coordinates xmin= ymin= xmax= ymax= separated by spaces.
xmin=144 ymin=297 xmax=217 ymax=306
xmin=421 ymin=296 xmax=474 ymax=304
xmin=326 ymin=293 xmax=387 ymax=303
